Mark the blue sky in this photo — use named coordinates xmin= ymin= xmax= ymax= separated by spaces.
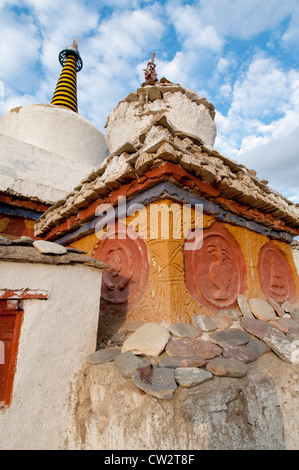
xmin=0 ymin=0 xmax=299 ymax=203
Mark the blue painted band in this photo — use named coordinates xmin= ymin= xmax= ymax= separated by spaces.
xmin=54 ymin=182 xmax=294 ymax=245
xmin=0 ymin=204 xmax=42 ymax=220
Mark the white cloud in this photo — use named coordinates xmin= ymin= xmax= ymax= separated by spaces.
xmin=168 ymin=2 xmax=223 ymax=52
xmin=282 ymin=7 xmax=299 ymax=50
xmin=214 ymin=53 xmax=299 ymax=201
xmin=215 ymin=54 xmax=299 ymax=149
xmin=91 ymin=8 xmax=164 ymax=61
xmin=219 ymin=83 xmax=232 ymax=100
xmin=0 ymin=7 xmax=40 ymax=92
xmin=217 ymin=58 xmax=231 ymax=73
xmin=228 ymin=55 xmax=290 ymax=119
xmin=190 ymin=0 xmax=297 ymax=39
xmin=238 ymin=127 xmax=299 ymax=202
xmin=75 ymin=7 xmax=166 ymax=130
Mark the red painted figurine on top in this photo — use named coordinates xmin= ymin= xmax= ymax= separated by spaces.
xmin=144 ymin=52 xmax=158 ymax=83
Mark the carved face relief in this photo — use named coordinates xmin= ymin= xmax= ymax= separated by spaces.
xmin=258 ymin=241 xmax=297 ymax=304
xmin=184 ymin=222 xmax=247 ymax=311
xmin=93 ymin=223 xmax=149 ymax=316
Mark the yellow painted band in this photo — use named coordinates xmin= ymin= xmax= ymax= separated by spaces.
xmin=51 ymin=100 xmax=77 ymax=112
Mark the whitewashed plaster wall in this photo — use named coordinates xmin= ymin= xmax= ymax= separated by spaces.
xmin=0 ymin=105 xmax=109 ymax=168
xmin=0 ymin=261 xmax=103 ymax=450
xmin=0 ymin=133 xmax=95 ymax=203
xmin=105 ymin=88 xmax=217 ymax=153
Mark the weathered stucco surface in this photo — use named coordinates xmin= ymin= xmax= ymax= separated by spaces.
xmin=0 ymin=261 xmax=103 ymax=450
xmin=0 ymin=104 xmax=108 ymax=168
xmin=105 ymin=84 xmax=217 ymax=153
xmin=68 ymin=353 xmax=299 ymax=450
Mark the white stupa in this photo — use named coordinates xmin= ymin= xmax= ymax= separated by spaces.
xmin=0 ymin=39 xmax=108 ymax=205
xmin=105 ymin=53 xmax=217 ymax=154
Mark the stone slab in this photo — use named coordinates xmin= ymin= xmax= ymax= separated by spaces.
xmin=191 ymin=314 xmax=217 ymax=332
xmin=87 ymin=348 xmax=121 ymax=365
xmin=267 ymin=297 xmax=285 ymax=318
xmin=263 ymin=333 xmax=299 ymax=364
xmin=11 ymin=236 xmax=34 ymax=246
xmin=249 ymin=298 xmax=277 ymax=321
xmin=33 ymin=240 xmax=68 ymax=255
xmin=246 ymin=337 xmax=270 ymax=356
xmin=0 ymin=236 xmax=12 ymax=245
xmin=121 ymin=323 xmax=170 ymax=357
xmin=218 ymin=309 xmax=241 ymax=320
xmin=282 ymin=300 xmax=295 ymax=315
xmin=166 ymin=338 xmax=222 ymax=359
xmin=169 ymin=322 xmax=202 ymax=338
xmin=157 ymin=356 xmax=207 ymax=369
xmin=212 ymin=311 xmax=233 ymax=329
xmin=223 ymin=346 xmax=258 ymax=363
xmin=206 ymin=357 xmax=248 ymax=378
xmin=269 ymin=318 xmax=299 ymax=334
xmin=175 ymin=368 xmax=213 ymax=388
xmin=240 ymin=317 xmax=285 ymax=341
xmin=114 ymin=352 xmax=144 ymax=377
xmin=209 ymin=328 xmax=251 ymax=348
xmin=237 ymin=295 xmax=254 ymax=318
xmin=132 ymin=367 xmax=177 ymax=399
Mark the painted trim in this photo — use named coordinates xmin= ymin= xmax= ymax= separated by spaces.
xmin=54 ymin=181 xmax=294 ymax=245
xmin=0 ymin=289 xmax=48 ymax=300
xmin=0 ymin=204 xmax=42 ymax=220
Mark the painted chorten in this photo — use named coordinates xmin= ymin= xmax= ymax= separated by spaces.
xmin=34 ymin=53 xmax=299 ymax=339
xmin=1 ymin=45 xmax=299 ymax=451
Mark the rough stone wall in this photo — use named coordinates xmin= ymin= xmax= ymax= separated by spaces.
xmin=67 ymin=353 xmax=299 ymax=450
xmin=105 ymin=83 xmax=217 ymax=153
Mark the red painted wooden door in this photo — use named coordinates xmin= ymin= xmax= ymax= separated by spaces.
xmin=0 ymin=305 xmax=23 ymax=406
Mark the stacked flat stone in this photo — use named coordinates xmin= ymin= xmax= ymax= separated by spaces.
xmin=86 ymin=297 xmax=299 ymax=400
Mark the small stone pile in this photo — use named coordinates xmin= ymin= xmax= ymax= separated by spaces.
xmin=87 ymin=295 xmax=299 ymax=400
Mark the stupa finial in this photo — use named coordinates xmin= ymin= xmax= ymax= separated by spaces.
xmin=51 ymin=38 xmax=83 ymax=113
xmin=143 ymin=52 xmax=158 ymax=84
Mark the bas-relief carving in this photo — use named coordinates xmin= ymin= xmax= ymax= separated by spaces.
xmin=258 ymin=241 xmax=297 ymax=304
xmin=93 ymin=223 xmax=149 ymax=317
xmin=92 ymin=206 xmax=297 ymax=326
xmin=93 ymin=203 xmax=209 ymax=325
xmin=127 ymin=238 xmax=202 ymax=325
xmin=184 ymin=222 xmax=247 ymax=312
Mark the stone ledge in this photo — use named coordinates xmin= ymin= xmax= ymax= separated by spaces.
xmin=0 ymin=243 xmax=109 ymax=270
xmin=35 ymin=114 xmax=299 ymax=238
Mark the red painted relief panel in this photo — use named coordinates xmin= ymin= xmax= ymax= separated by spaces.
xmin=184 ymin=222 xmax=247 ymax=311
xmin=258 ymin=241 xmax=297 ymax=304
xmin=93 ymin=223 xmax=149 ymax=316
xmin=0 ymin=305 xmax=23 ymax=407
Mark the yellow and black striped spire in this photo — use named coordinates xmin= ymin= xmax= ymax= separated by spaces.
xmin=51 ymin=39 xmax=83 ymax=113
